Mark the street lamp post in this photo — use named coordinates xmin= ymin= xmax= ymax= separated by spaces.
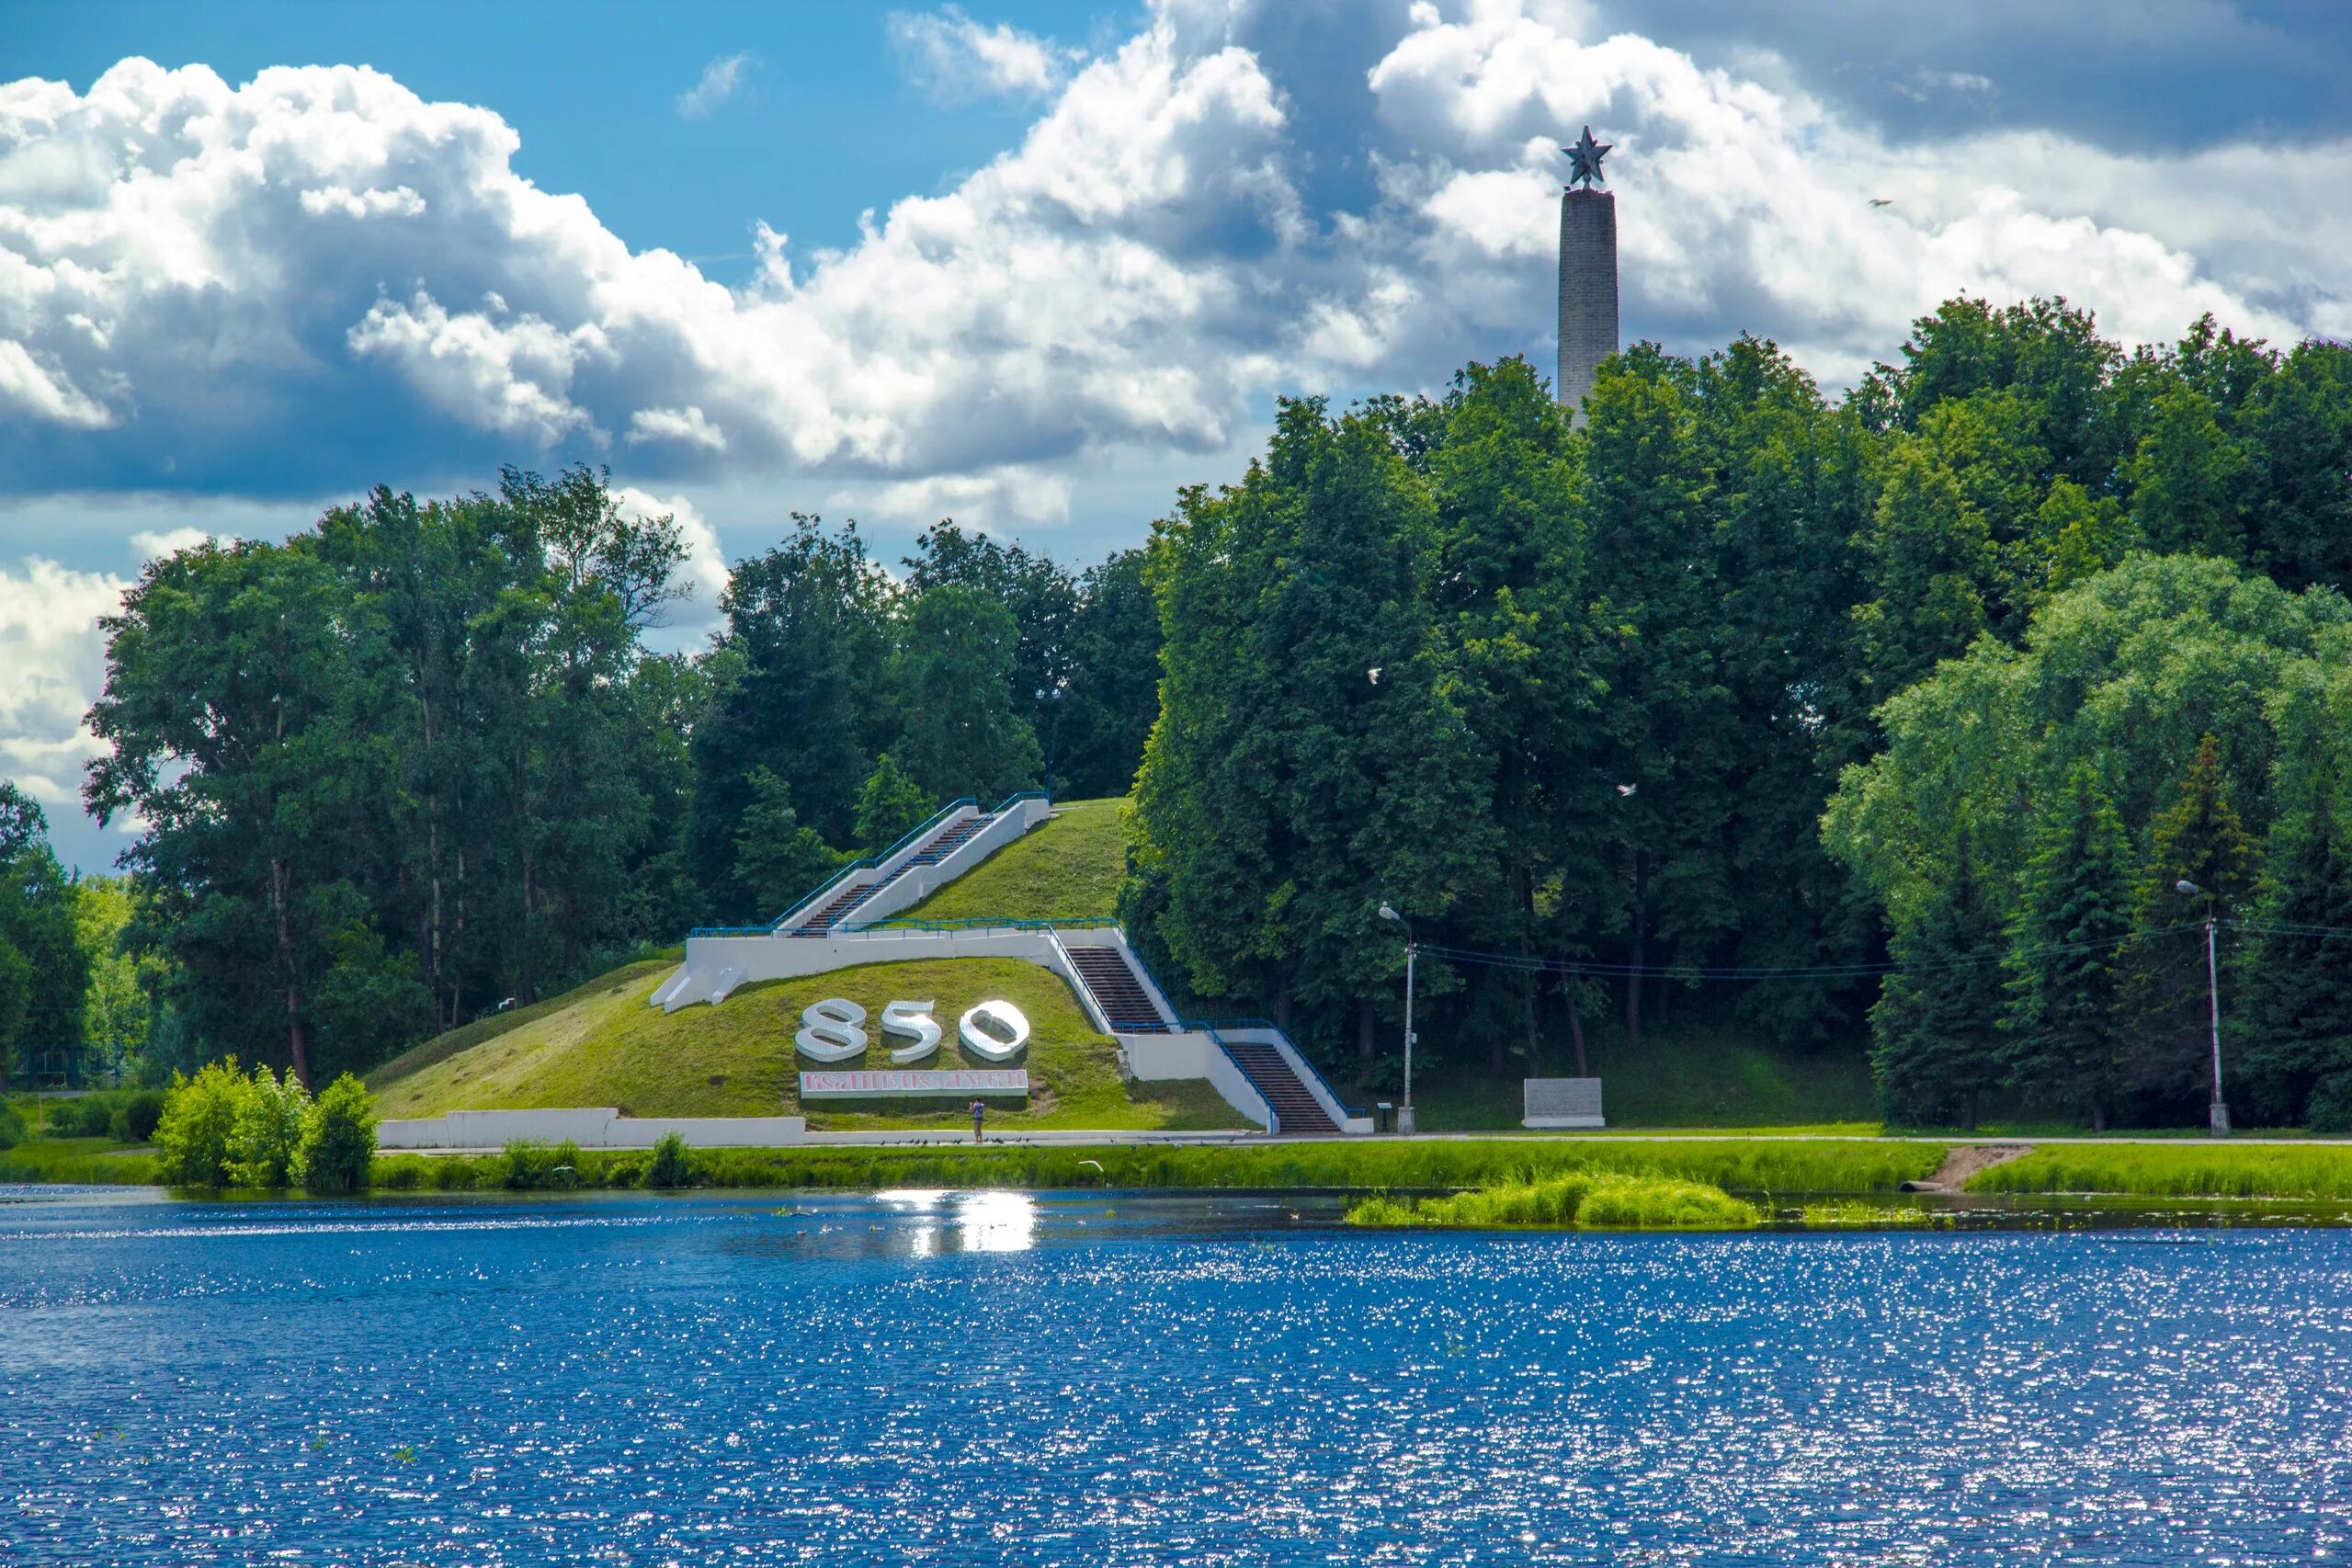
xmin=1379 ymin=903 xmax=1416 ymax=1135
xmin=2176 ymin=880 xmax=2230 ymax=1137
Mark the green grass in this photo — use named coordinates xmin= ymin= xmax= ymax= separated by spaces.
xmin=891 ymin=797 xmax=1130 ymax=923
xmin=1408 ymin=1020 xmax=1879 ymax=1131
xmin=368 ymin=954 xmax=1244 ymax=1133
xmin=0 ymin=1136 xmax=159 ymax=1184
xmin=369 ymin=1135 xmax=1943 ymax=1195
xmin=1967 ymin=1143 xmax=2352 ymax=1199
xmin=1345 ymin=1171 xmax=1760 ymax=1231
xmin=1798 ymin=1199 xmax=1935 ymax=1229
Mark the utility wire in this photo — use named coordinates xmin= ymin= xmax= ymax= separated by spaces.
xmin=1410 ymin=920 xmax=2235 ymax=984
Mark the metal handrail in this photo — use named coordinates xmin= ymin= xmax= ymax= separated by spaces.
xmin=764 ymin=797 xmax=976 ymax=931
xmin=1191 ymin=1017 xmax=1370 ymax=1120
xmin=1204 ymin=1028 xmax=1277 ymax=1135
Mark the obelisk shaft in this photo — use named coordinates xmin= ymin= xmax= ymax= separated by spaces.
xmin=1557 ymin=187 xmax=1619 ymax=426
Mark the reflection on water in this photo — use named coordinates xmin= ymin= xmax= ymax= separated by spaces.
xmin=869 ymin=1187 xmax=1035 ymax=1255
xmin=6 ymin=1187 xmax=2352 ymax=1566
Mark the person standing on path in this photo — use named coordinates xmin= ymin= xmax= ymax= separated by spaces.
xmin=969 ymin=1097 xmax=985 ymax=1144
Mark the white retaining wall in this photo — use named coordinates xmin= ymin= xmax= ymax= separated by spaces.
xmin=381 ymin=1108 xmax=807 ymax=1150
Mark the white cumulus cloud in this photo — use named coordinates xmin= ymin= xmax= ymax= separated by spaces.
xmin=889 ymin=7 xmax=1085 ymax=103
xmin=0 ymin=557 xmax=129 ymax=831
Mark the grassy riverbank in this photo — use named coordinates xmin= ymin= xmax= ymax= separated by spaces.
xmin=370 ymin=1136 xmax=1947 ymax=1195
xmin=1968 ymin=1143 xmax=2352 ymax=1200
xmin=0 ymin=1136 xmax=160 ymax=1184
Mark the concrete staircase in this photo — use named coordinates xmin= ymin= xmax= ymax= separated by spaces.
xmin=788 ymin=812 xmax=996 ymax=936
xmin=1215 ymin=1036 xmax=1338 ymax=1135
xmin=1065 ymin=946 xmax=1172 ymax=1034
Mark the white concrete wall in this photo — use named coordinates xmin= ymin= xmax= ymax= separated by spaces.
xmin=846 ymin=796 xmax=1051 ymax=927
xmin=1219 ymin=1027 xmax=1374 ymax=1135
xmin=1119 ymin=1029 xmax=1211 ymax=1080
xmin=381 ymin=1108 xmax=808 ymax=1150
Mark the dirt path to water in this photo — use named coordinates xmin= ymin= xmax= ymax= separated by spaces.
xmin=1907 ymin=1143 xmax=2036 ymax=1191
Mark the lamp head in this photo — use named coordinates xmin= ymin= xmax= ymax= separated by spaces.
xmin=2176 ymin=880 xmax=2201 ymax=895
xmin=1378 ymin=903 xmax=1401 ymax=924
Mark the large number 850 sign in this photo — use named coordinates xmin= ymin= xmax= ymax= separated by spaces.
xmin=795 ymin=998 xmax=1030 ymax=1064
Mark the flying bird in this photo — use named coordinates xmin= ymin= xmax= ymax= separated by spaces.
xmin=1868 ymin=198 xmax=1894 ymax=208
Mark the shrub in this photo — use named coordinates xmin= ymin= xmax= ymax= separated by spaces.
xmin=499 ymin=1139 xmax=582 ymax=1190
xmin=109 ymin=1090 xmax=167 ymax=1145
xmin=431 ymin=1154 xmax=479 ymax=1191
xmin=0 ymin=1102 xmax=22 ymax=1151
xmin=2308 ymin=1074 xmax=2352 ymax=1135
xmin=646 ymin=1131 xmax=691 ymax=1189
xmin=294 ymin=1074 xmax=378 ymax=1194
xmin=153 ymin=1061 xmax=255 ymax=1186
xmin=230 ymin=1068 xmax=310 ymax=1187
xmin=371 ymin=1154 xmax=429 ymax=1191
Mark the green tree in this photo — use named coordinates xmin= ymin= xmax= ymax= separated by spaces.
xmin=1870 ymin=821 xmax=2005 ymax=1128
xmin=0 ymin=784 xmax=90 ymax=1093
xmin=153 ymin=1059 xmax=253 ymax=1186
xmin=690 ymin=519 xmax=892 ymax=897
xmin=293 ymin=1073 xmax=377 ymax=1193
xmin=2130 ymin=386 xmax=2245 ymax=559
xmin=731 ymin=767 xmax=846 ymax=917
xmin=1852 ymin=439 xmax=1997 ymax=698
xmin=1054 ymin=548 xmax=1163 ymax=800
xmin=2119 ymin=733 xmax=2257 ymax=1110
xmin=228 ymin=1064 xmax=309 ymax=1187
xmin=2004 ymin=763 xmax=2136 ymax=1129
xmin=852 ymin=754 xmax=935 ymax=853
xmin=2237 ymin=732 xmax=2352 ymax=1123
xmin=890 ymin=585 xmax=1043 ymax=804
xmin=74 ymin=877 xmax=159 ymax=1083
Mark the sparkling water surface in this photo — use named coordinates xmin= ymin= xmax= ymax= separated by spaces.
xmin=4 ymin=1185 xmax=2349 ymax=1565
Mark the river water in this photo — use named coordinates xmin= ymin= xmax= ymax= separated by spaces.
xmin=4 ymin=1186 xmax=2349 ymax=1565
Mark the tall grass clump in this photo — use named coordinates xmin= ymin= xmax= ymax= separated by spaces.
xmin=1799 ymin=1199 xmax=1934 ymax=1229
xmin=1346 ymin=1171 xmax=1756 ymax=1231
xmin=646 ymin=1132 xmax=692 ymax=1189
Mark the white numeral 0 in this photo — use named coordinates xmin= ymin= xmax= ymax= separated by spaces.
xmin=959 ymin=1001 xmax=1030 ymax=1062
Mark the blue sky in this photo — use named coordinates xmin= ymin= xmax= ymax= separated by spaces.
xmin=3 ymin=0 xmax=2348 ymax=872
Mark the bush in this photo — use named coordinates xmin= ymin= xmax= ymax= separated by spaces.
xmin=499 ymin=1139 xmax=582 ymax=1190
xmin=2308 ymin=1074 xmax=2352 ymax=1134
xmin=230 ymin=1068 xmax=309 ymax=1187
xmin=0 ymin=1102 xmax=22 ymax=1151
xmin=109 ymin=1090 xmax=166 ymax=1145
xmin=431 ymin=1154 xmax=479 ymax=1191
xmin=371 ymin=1154 xmax=429 ymax=1191
xmin=294 ymin=1074 xmax=378 ymax=1194
xmin=646 ymin=1131 xmax=691 ymax=1189
xmin=153 ymin=1061 xmax=255 ymax=1186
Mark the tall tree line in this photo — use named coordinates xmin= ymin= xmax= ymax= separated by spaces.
xmin=53 ymin=294 xmax=2352 ymax=1125
xmin=1131 ymin=300 xmax=2352 ymax=1120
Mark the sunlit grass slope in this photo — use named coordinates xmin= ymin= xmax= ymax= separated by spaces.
xmin=893 ymin=797 xmax=1129 ymax=923
xmin=367 ymin=955 xmax=1241 ymax=1132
